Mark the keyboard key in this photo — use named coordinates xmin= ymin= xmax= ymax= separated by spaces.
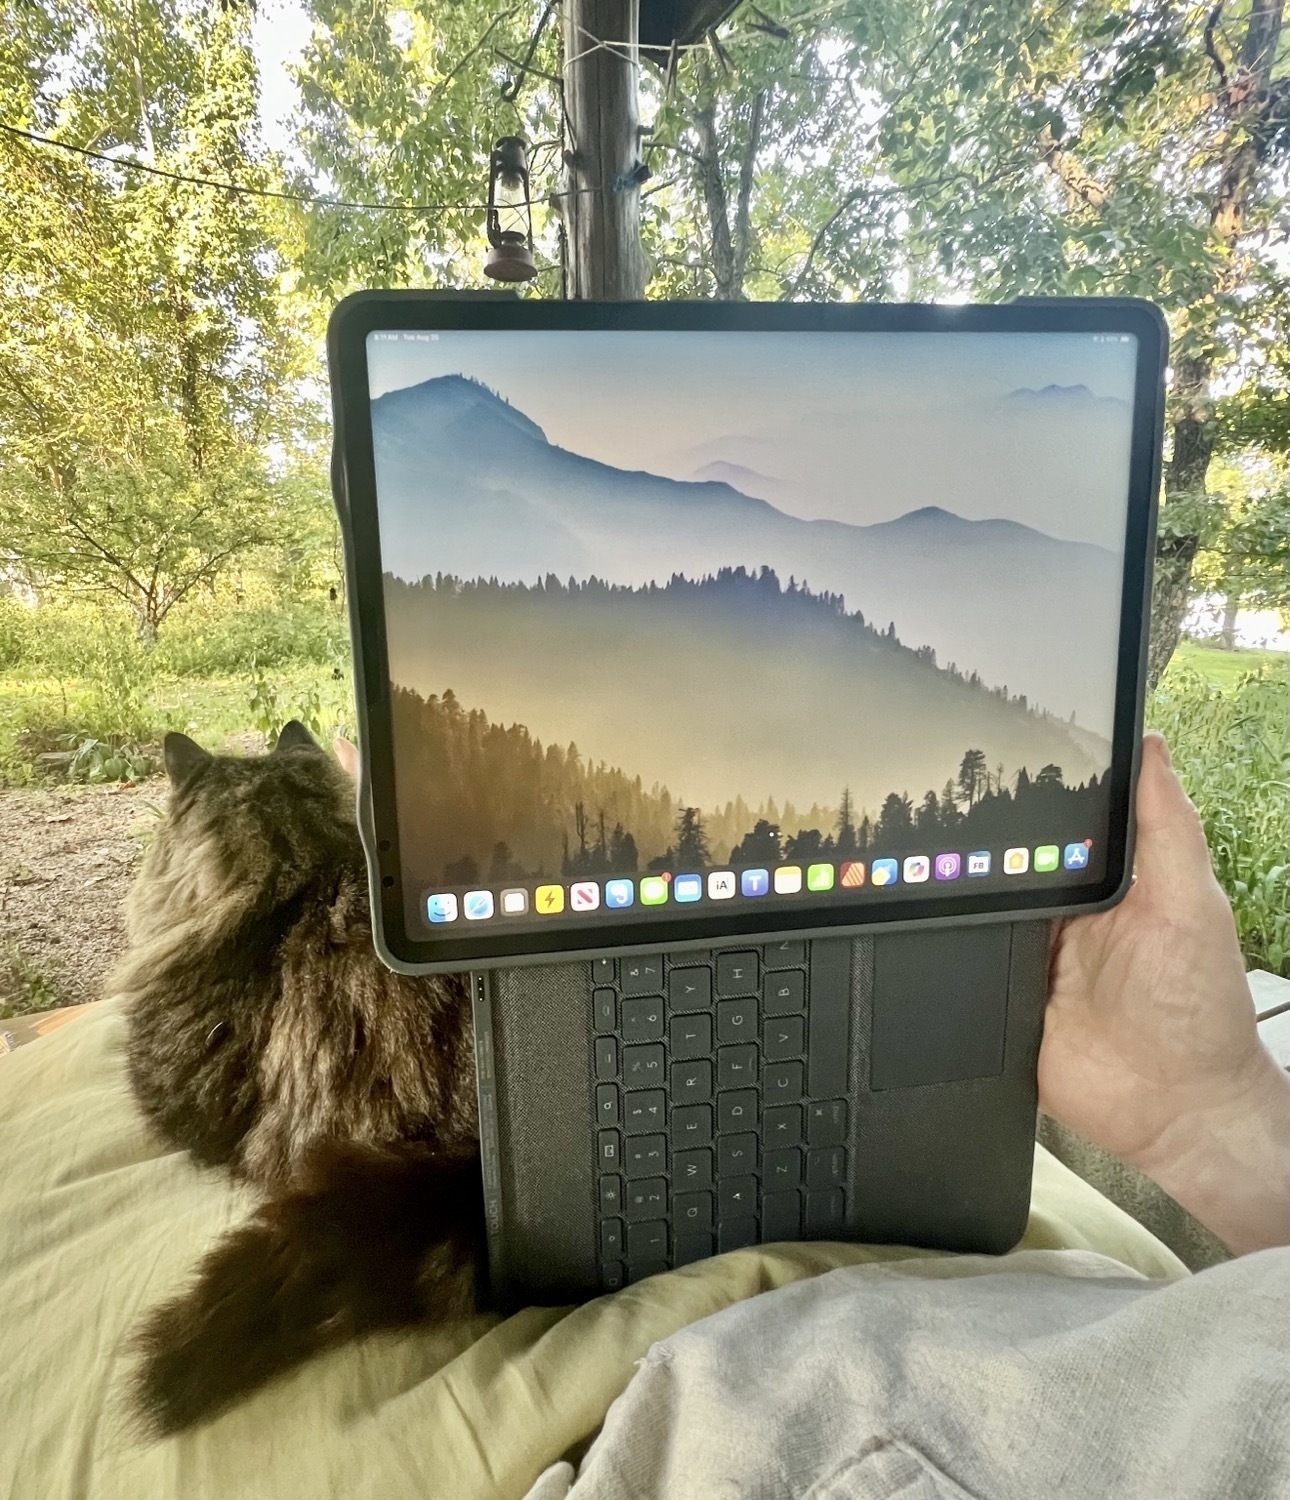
xmin=804 ymin=1188 xmax=845 ymax=1235
xmin=717 ymin=1089 xmax=758 ymax=1132
xmin=623 ymin=1043 xmax=665 ymax=1086
xmin=717 ymin=997 xmax=757 ymax=1043
xmin=719 ymin=1175 xmax=758 ymax=1216
xmin=625 ymin=1133 xmax=667 ymax=1178
xmin=808 ymin=1099 xmax=848 ymax=1148
xmin=593 ymin=988 xmax=617 ymax=1033
xmin=622 ymin=996 xmax=665 ymax=1043
xmin=806 ymin=1146 xmax=848 ymax=1190
xmin=593 ymin=957 xmax=615 ymax=985
xmin=626 ymin=1220 xmax=669 ymax=1259
xmin=718 ymin=1132 xmax=758 ymax=1175
xmin=671 ymin=1059 xmax=713 ymax=1105
xmin=674 ymin=1232 xmax=714 ymax=1267
xmin=671 ymin=1105 xmax=713 ymax=1147
xmin=625 ymin=1178 xmax=668 ymax=1220
xmin=621 ymin=955 xmax=664 ymax=995
xmin=627 ymin=1259 xmax=668 ymax=1284
xmin=596 ymin=1083 xmax=620 ymax=1127
xmin=669 ymin=1012 xmax=712 ymax=1060
xmin=764 ymin=971 xmax=805 ymax=1015
xmin=623 ymin=1088 xmax=666 ymax=1133
xmin=718 ymin=1043 xmax=758 ymax=1088
xmin=763 ymin=1147 xmax=801 ymax=1186
xmin=763 ymin=1190 xmax=801 ymax=1241
xmin=674 ymin=1147 xmax=713 ymax=1189
xmin=594 ymin=1037 xmax=618 ymax=1079
xmin=674 ymin=1190 xmax=714 ymax=1231
xmin=718 ymin=1217 xmax=758 ymax=1252
xmin=765 ymin=941 xmax=807 ymax=969
xmin=763 ymin=1016 xmax=805 ymax=1061
xmin=763 ymin=1103 xmax=803 ymax=1145
xmin=603 ymin=1261 xmax=625 ymax=1291
xmin=716 ymin=952 xmax=759 ymax=996
xmin=601 ymin=1220 xmax=624 ymax=1259
xmin=763 ymin=1060 xmax=804 ymax=1100
xmin=597 ymin=1129 xmax=620 ymax=1170
xmin=599 ymin=1174 xmax=623 ymax=1215
xmin=668 ymin=967 xmax=712 ymax=1011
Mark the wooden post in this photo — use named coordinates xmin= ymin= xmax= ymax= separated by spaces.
xmin=561 ymin=0 xmax=648 ymax=299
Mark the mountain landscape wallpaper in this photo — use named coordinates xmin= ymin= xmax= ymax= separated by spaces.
xmin=366 ymin=330 xmax=1137 ymax=894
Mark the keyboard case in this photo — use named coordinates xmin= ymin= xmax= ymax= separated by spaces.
xmin=475 ymin=922 xmax=1049 ymax=1307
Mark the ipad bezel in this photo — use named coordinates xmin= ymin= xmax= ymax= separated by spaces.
xmin=328 ymin=294 xmax=1166 ymax=974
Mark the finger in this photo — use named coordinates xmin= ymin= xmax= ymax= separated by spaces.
xmin=1131 ymin=732 xmax=1211 ymax=895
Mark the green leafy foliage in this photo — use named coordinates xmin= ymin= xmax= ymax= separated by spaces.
xmin=1147 ymin=662 xmax=1290 ymax=977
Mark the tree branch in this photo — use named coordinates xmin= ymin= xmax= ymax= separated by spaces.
xmin=1204 ymin=3 xmax=1231 ymax=89
xmin=1039 ymin=125 xmax=1109 ymax=210
xmin=732 ymin=90 xmax=766 ymax=295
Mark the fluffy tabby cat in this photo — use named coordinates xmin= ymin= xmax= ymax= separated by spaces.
xmin=116 ymin=721 xmax=481 ymax=1435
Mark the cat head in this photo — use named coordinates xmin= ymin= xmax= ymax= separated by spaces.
xmin=125 ymin=723 xmax=361 ymax=941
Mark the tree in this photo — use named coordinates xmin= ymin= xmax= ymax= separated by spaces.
xmin=673 ymin=806 xmax=711 ymax=867
xmin=0 ymin=1 xmax=312 ymax=636
xmin=957 ymin=749 xmax=989 ymax=809
xmin=730 ymin=818 xmax=783 ymax=865
xmin=835 ymin=786 xmax=857 ymax=858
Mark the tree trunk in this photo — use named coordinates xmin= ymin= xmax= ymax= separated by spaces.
xmin=561 ymin=0 xmax=648 ymax=299
xmin=1219 ymin=593 xmax=1240 ymax=650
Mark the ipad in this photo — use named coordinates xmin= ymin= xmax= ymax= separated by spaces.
xmin=328 ymin=297 xmax=1165 ymax=972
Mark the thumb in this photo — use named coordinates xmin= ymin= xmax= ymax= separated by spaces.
xmin=1131 ymin=732 xmax=1212 ymax=897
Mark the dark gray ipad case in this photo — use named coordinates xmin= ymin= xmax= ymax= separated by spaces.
xmin=328 ymin=297 xmax=1166 ymax=1304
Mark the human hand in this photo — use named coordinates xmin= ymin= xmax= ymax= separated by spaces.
xmin=1040 ymin=733 xmax=1290 ymax=1253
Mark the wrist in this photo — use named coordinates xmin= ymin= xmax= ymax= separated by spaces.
xmin=1131 ymin=1047 xmax=1290 ymax=1256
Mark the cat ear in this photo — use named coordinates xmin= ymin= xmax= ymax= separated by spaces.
xmin=275 ymin=720 xmax=320 ymax=754
xmin=163 ymin=732 xmax=211 ymax=786
xmin=333 ymin=735 xmax=361 ymax=781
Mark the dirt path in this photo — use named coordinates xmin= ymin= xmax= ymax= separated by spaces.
xmin=0 ymin=779 xmax=169 ymax=1016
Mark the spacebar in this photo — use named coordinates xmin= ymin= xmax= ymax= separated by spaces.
xmin=808 ymin=939 xmax=852 ymax=1098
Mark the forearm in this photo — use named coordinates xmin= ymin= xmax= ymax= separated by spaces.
xmin=1133 ymin=1047 xmax=1290 ymax=1257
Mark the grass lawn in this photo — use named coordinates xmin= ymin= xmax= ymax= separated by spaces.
xmin=1172 ymin=638 xmax=1289 ymax=690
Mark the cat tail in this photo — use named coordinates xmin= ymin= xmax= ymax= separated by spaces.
xmin=130 ymin=1138 xmax=484 ymax=1436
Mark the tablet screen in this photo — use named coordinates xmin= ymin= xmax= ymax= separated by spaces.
xmin=352 ymin=316 xmax=1154 ymax=958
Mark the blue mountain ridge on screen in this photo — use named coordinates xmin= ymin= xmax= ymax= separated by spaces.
xmin=370 ymin=375 xmax=1124 ymax=741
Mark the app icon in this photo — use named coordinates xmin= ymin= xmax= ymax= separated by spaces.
xmin=807 ymin=863 xmax=835 ymax=892
xmin=774 ymin=865 xmax=803 ymax=895
xmin=1063 ymin=842 xmax=1091 ymax=871
xmin=463 ymin=890 xmax=494 ymax=921
xmin=904 ymin=855 xmax=930 ymax=884
xmin=1034 ymin=845 xmax=1060 ymax=873
xmin=535 ymin=883 xmax=565 ymax=914
xmin=741 ymin=868 xmax=769 ymax=897
xmin=426 ymin=893 xmax=458 ymax=924
xmin=640 ymin=875 xmax=669 ymax=906
xmin=934 ymin=853 xmax=961 ymax=882
xmin=708 ymin=870 xmax=736 ymax=900
xmin=840 ymin=861 xmax=866 ymax=888
xmin=967 ymin=852 xmax=991 ymax=877
xmin=871 ymin=858 xmax=899 ymax=887
xmin=1003 ymin=848 xmax=1029 ymax=875
xmin=570 ymin=880 xmax=600 ymax=911
xmin=674 ymin=874 xmax=702 ymax=903
xmin=500 ymin=887 xmax=529 ymax=916
xmin=605 ymin=878 xmax=635 ymax=908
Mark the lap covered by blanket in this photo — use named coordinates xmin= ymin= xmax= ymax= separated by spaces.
xmin=0 ymin=997 xmax=1186 ymax=1500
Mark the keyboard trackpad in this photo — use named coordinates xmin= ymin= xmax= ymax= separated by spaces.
xmin=869 ymin=926 xmax=1011 ymax=1090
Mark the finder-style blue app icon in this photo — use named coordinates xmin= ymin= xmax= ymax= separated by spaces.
xmin=1063 ymin=842 xmax=1091 ymax=870
xmin=426 ymin=893 xmax=458 ymax=923
xmin=741 ymin=868 xmax=769 ymax=897
xmin=605 ymin=878 xmax=635 ymax=908
xmin=673 ymin=874 xmax=703 ymax=902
